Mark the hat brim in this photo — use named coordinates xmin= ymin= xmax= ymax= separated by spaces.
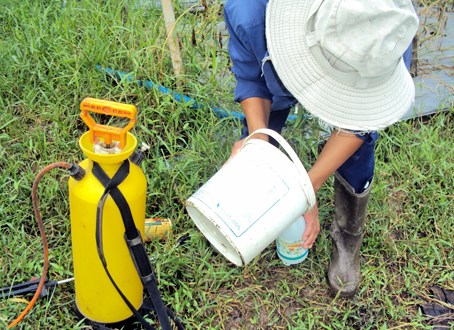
xmin=265 ymin=0 xmax=415 ymax=131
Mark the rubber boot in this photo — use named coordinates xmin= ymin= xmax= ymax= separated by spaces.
xmin=328 ymin=172 xmax=371 ymax=298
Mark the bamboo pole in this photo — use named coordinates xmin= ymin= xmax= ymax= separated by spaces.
xmin=161 ymin=0 xmax=184 ymax=80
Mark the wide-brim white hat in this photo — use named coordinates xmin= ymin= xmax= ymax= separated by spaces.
xmin=266 ymin=0 xmax=419 ymax=131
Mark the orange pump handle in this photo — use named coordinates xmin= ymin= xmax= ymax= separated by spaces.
xmin=80 ymin=97 xmax=137 ymax=149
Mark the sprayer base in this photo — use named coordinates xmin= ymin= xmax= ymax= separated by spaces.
xmin=74 ymin=301 xmax=151 ymax=330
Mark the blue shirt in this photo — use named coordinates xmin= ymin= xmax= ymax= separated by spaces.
xmin=224 ymin=0 xmax=296 ymax=111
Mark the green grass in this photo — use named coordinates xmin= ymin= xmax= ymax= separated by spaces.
xmin=1 ymin=0 xmax=453 ymax=329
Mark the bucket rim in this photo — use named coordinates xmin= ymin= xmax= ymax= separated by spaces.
xmin=185 ymin=198 xmax=246 ymax=266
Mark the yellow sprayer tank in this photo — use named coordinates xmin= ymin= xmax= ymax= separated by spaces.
xmin=68 ymin=98 xmax=146 ymax=323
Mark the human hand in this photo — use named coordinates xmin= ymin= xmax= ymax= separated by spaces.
xmin=228 ymin=132 xmax=270 ymax=160
xmin=302 ymin=203 xmax=320 ymax=249
xmin=229 ymin=137 xmax=246 ymax=160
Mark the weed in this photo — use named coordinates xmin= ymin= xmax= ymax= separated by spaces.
xmin=0 ymin=0 xmax=452 ymax=329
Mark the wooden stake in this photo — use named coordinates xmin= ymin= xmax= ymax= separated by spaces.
xmin=161 ymin=0 xmax=184 ymax=80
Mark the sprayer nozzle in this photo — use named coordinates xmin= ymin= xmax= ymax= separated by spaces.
xmin=68 ymin=163 xmax=86 ymax=181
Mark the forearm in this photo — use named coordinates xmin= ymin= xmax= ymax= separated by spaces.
xmin=241 ymin=97 xmax=272 ymax=141
xmin=308 ymin=130 xmax=364 ymax=192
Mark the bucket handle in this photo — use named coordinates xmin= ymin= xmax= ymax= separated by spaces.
xmin=242 ymin=128 xmax=316 ymax=208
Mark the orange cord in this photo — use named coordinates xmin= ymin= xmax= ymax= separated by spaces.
xmin=8 ymin=162 xmax=72 ymax=329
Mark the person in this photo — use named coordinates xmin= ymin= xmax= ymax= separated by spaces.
xmin=224 ymin=0 xmax=418 ymax=297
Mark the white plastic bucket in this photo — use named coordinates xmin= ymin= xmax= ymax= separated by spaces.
xmin=186 ymin=128 xmax=316 ymax=266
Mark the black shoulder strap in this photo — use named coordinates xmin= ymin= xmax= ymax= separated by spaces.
xmin=92 ymin=160 xmax=184 ymax=330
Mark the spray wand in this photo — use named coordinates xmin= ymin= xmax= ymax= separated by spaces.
xmin=1 ymin=277 xmax=74 ymax=300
